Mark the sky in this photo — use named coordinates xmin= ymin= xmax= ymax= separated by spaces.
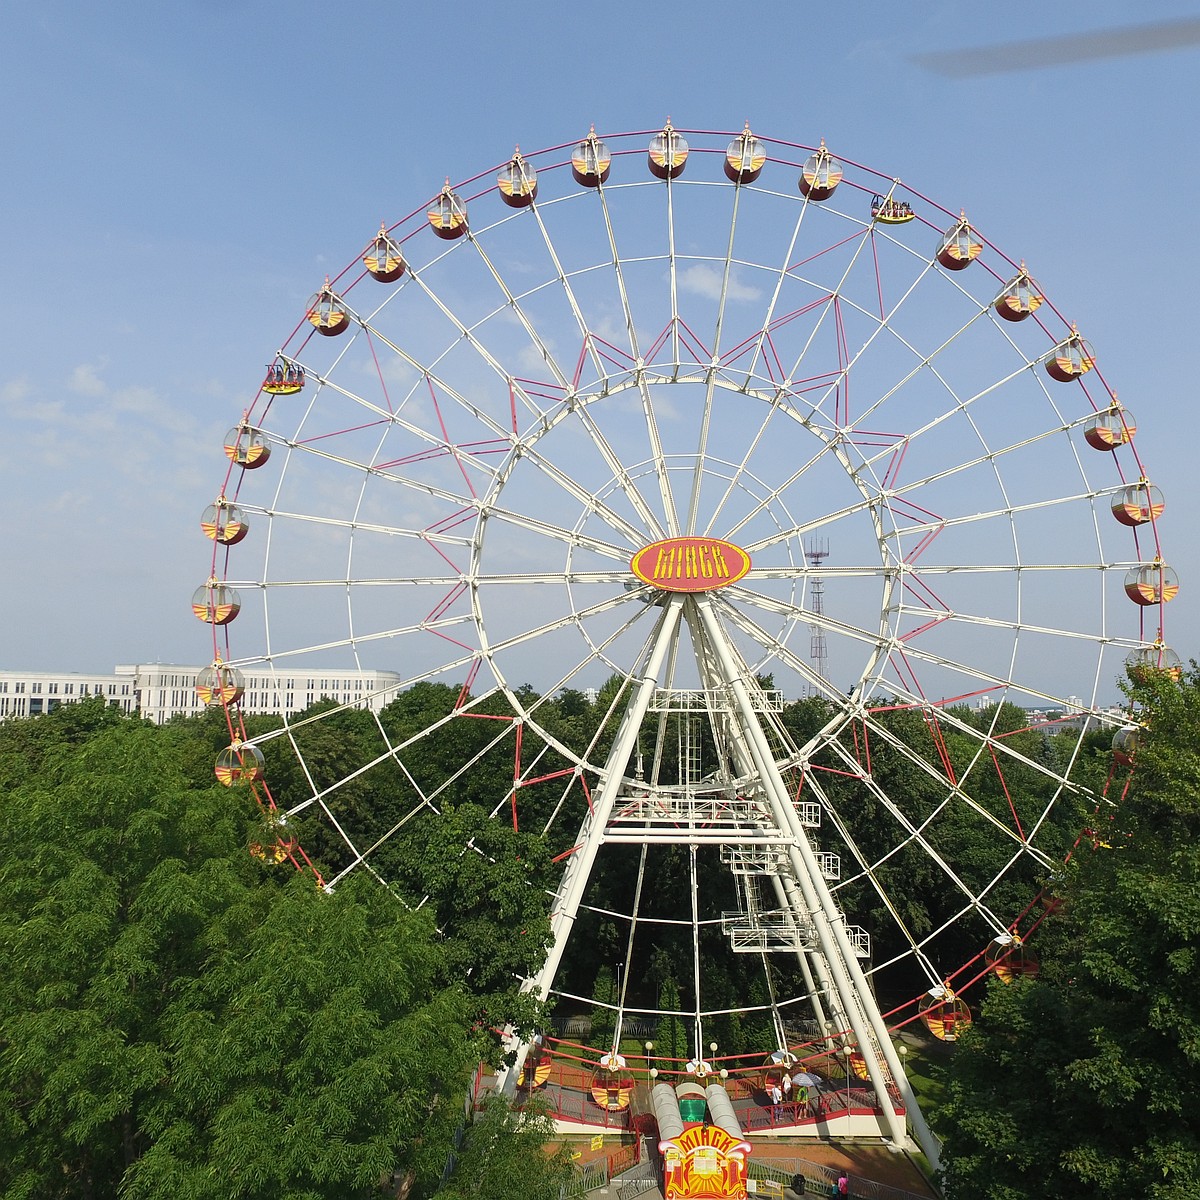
xmin=2 ymin=0 xmax=1197 ymax=688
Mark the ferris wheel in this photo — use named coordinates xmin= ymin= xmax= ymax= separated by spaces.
xmin=199 ymin=124 xmax=1175 ymax=1165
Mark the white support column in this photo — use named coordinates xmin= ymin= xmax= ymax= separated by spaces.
xmin=767 ymin=871 xmax=838 ymax=1038
xmin=693 ymin=596 xmax=940 ymax=1169
xmin=503 ymin=596 xmax=685 ymax=1092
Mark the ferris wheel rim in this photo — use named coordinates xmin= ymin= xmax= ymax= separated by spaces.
xmin=206 ymin=127 xmax=1172 ymax=1088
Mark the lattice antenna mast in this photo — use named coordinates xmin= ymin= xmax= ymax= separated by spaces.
xmin=806 ymin=537 xmax=830 ymax=694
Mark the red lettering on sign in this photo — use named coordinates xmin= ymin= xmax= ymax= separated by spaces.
xmin=630 ymin=538 xmax=751 ymax=594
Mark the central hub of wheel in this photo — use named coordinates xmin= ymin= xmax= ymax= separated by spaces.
xmin=630 ymin=536 xmax=751 ymax=593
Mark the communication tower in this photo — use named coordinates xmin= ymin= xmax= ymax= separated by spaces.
xmin=806 ymin=538 xmax=829 ymax=694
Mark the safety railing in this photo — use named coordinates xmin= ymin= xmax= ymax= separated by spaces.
xmin=750 ymin=1156 xmax=934 ymax=1200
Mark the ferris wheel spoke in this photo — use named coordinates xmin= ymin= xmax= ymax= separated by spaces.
xmin=816 ymin=708 xmax=1052 ymax=877
xmin=270 ymin=372 xmax=503 ymax=498
xmin=240 ymin=507 xmax=476 ymax=551
xmin=509 ymin=611 xmax=673 ymax=782
xmin=567 ymin=399 xmax=669 ymax=540
xmin=800 ymin=768 xmax=989 ymax=980
xmin=876 ymin=488 xmax=1106 ymax=543
xmin=395 ymin=266 xmax=558 ymax=431
xmin=736 ymin=183 xmax=812 ymax=388
xmin=519 ymin=190 xmax=672 ymax=538
xmin=700 ymin=390 xmax=805 ymax=540
xmin=777 ymin=220 xmax=879 ymax=395
xmin=826 ymin=287 xmax=1001 ymax=438
xmin=505 ymin=438 xmax=652 ymax=548
xmin=479 ymin=586 xmax=650 ymax=661
xmin=293 ymin=683 xmax=516 ymax=848
xmin=683 ymin=168 xmax=748 ymax=534
xmin=594 ymin=181 xmax=679 ymax=535
xmin=477 ymin=500 xmax=633 ymax=562
xmin=715 ymin=596 xmax=873 ymax=713
xmin=873 ymin=413 xmax=1099 ymax=507
xmin=355 ymin=320 xmax=526 ymax=457
xmin=724 ymin=449 xmax=883 ymax=553
xmin=724 ymin=582 xmax=886 ymax=653
xmin=870 ymin=630 xmax=1106 ymax=715
xmin=856 ymin=700 xmax=1080 ymax=833
xmin=464 ymin=231 xmax=575 ymax=394
xmin=711 ymin=409 xmax=846 ymax=543
xmin=524 ymin=187 xmax=610 ymax=385
xmin=256 ymin=609 xmax=476 ymax=654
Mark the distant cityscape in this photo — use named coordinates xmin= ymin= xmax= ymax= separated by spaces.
xmin=0 ymin=665 xmax=1130 ymax=733
xmin=0 ymin=665 xmax=404 ymax=724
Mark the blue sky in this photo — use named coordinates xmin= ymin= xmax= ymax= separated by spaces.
xmin=2 ymin=0 xmax=1196 ymax=689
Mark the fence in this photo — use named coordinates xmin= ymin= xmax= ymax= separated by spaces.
xmin=437 ymin=1087 xmax=476 ymax=1188
xmin=750 ymin=1156 xmax=933 ymax=1200
xmin=561 ymin=1135 xmax=646 ymax=1198
xmin=549 ymin=1015 xmax=658 ymax=1041
xmin=540 ymin=1062 xmax=637 ymax=1130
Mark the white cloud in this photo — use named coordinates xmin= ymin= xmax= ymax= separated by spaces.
xmin=678 ymin=264 xmax=761 ymax=303
xmin=1 ymin=376 xmax=32 ymax=405
xmin=68 ymin=361 xmax=109 ymax=397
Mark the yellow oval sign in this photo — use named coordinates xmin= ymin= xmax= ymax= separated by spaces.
xmin=630 ymin=537 xmax=751 ymax=593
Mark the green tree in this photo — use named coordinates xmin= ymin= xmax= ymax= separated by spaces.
xmin=437 ymin=1095 xmax=570 ymax=1200
xmin=0 ymin=713 xmax=497 ymax=1199
xmin=938 ymin=666 xmax=1200 ymax=1199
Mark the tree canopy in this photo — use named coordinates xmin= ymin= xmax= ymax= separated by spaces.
xmin=0 ymin=702 xmax=517 ymax=1199
xmin=937 ymin=667 xmax=1200 ymax=1199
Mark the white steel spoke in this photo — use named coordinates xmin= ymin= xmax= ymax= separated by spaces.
xmin=685 ymin=167 xmax=745 ymax=535
xmin=595 ymin=179 xmax=679 ymax=535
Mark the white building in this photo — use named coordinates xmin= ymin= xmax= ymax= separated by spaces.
xmin=0 ymin=665 xmax=404 ymax=725
xmin=0 ymin=670 xmax=136 ymax=720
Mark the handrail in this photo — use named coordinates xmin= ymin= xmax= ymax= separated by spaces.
xmin=750 ymin=1156 xmax=934 ymax=1200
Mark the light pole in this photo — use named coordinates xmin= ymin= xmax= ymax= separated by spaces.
xmin=840 ymin=1044 xmax=853 ymax=1139
xmin=645 ymin=1041 xmax=655 ymax=1085
xmin=895 ymin=1042 xmax=909 ymax=1147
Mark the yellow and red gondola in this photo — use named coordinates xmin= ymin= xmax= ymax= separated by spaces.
xmin=724 ymin=123 xmax=766 ymax=184
xmin=572 ymin=127 xmax=611 ymax=188
xmin=214 ymin=742 xmax=265 ymax=787
xmin=192 ymin=580 xmax=241 ymax=626
xmin=1111 ymin=481 xmax=1164 ymax=527
xmin=306 ymin=281 xmax=351 ymax=337
xmin=936 ymin=214 xmax=982 ymax=270
xmin=1083 ymin=405 xmax=1136 ymax=451
xmin=919 ymin=986 xmax=972 ymax=1042
xmin=1125 ymin=642 xmax=1182 ymax=683
xmin=648 ymin=120 xmax=688 ymax=180
xmin=195 ymin=660 xmax=245 ymax=707
xmin=363 ymin=225 xmax=406 ymax=282
xmin=201 ymin=498 xmax=249 ymax=546
xmin=1045 ymin=328 xmax=1095 ymax=383
xmin=985 ymin=933 xmax=1040 ymax=984
xmin=590 ymin=1053 xmax=634 ymax=1111
xmin=1112 ymin=725 xmax=1141 ymax=766
xmin=224 ymin=422 xmax=271 ymax=469
xmin=1124 ymin=561 xmax=1179 ymax=606
xmin=994 ymin=269 xmax=1043 ymax=322
xmin=800 ymin=141 xmax=842 ymax=201
xmin=427 ymin=180 xmax=469 ymax=239
xmin=497 ymin=151 xmax=538 ymax=208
